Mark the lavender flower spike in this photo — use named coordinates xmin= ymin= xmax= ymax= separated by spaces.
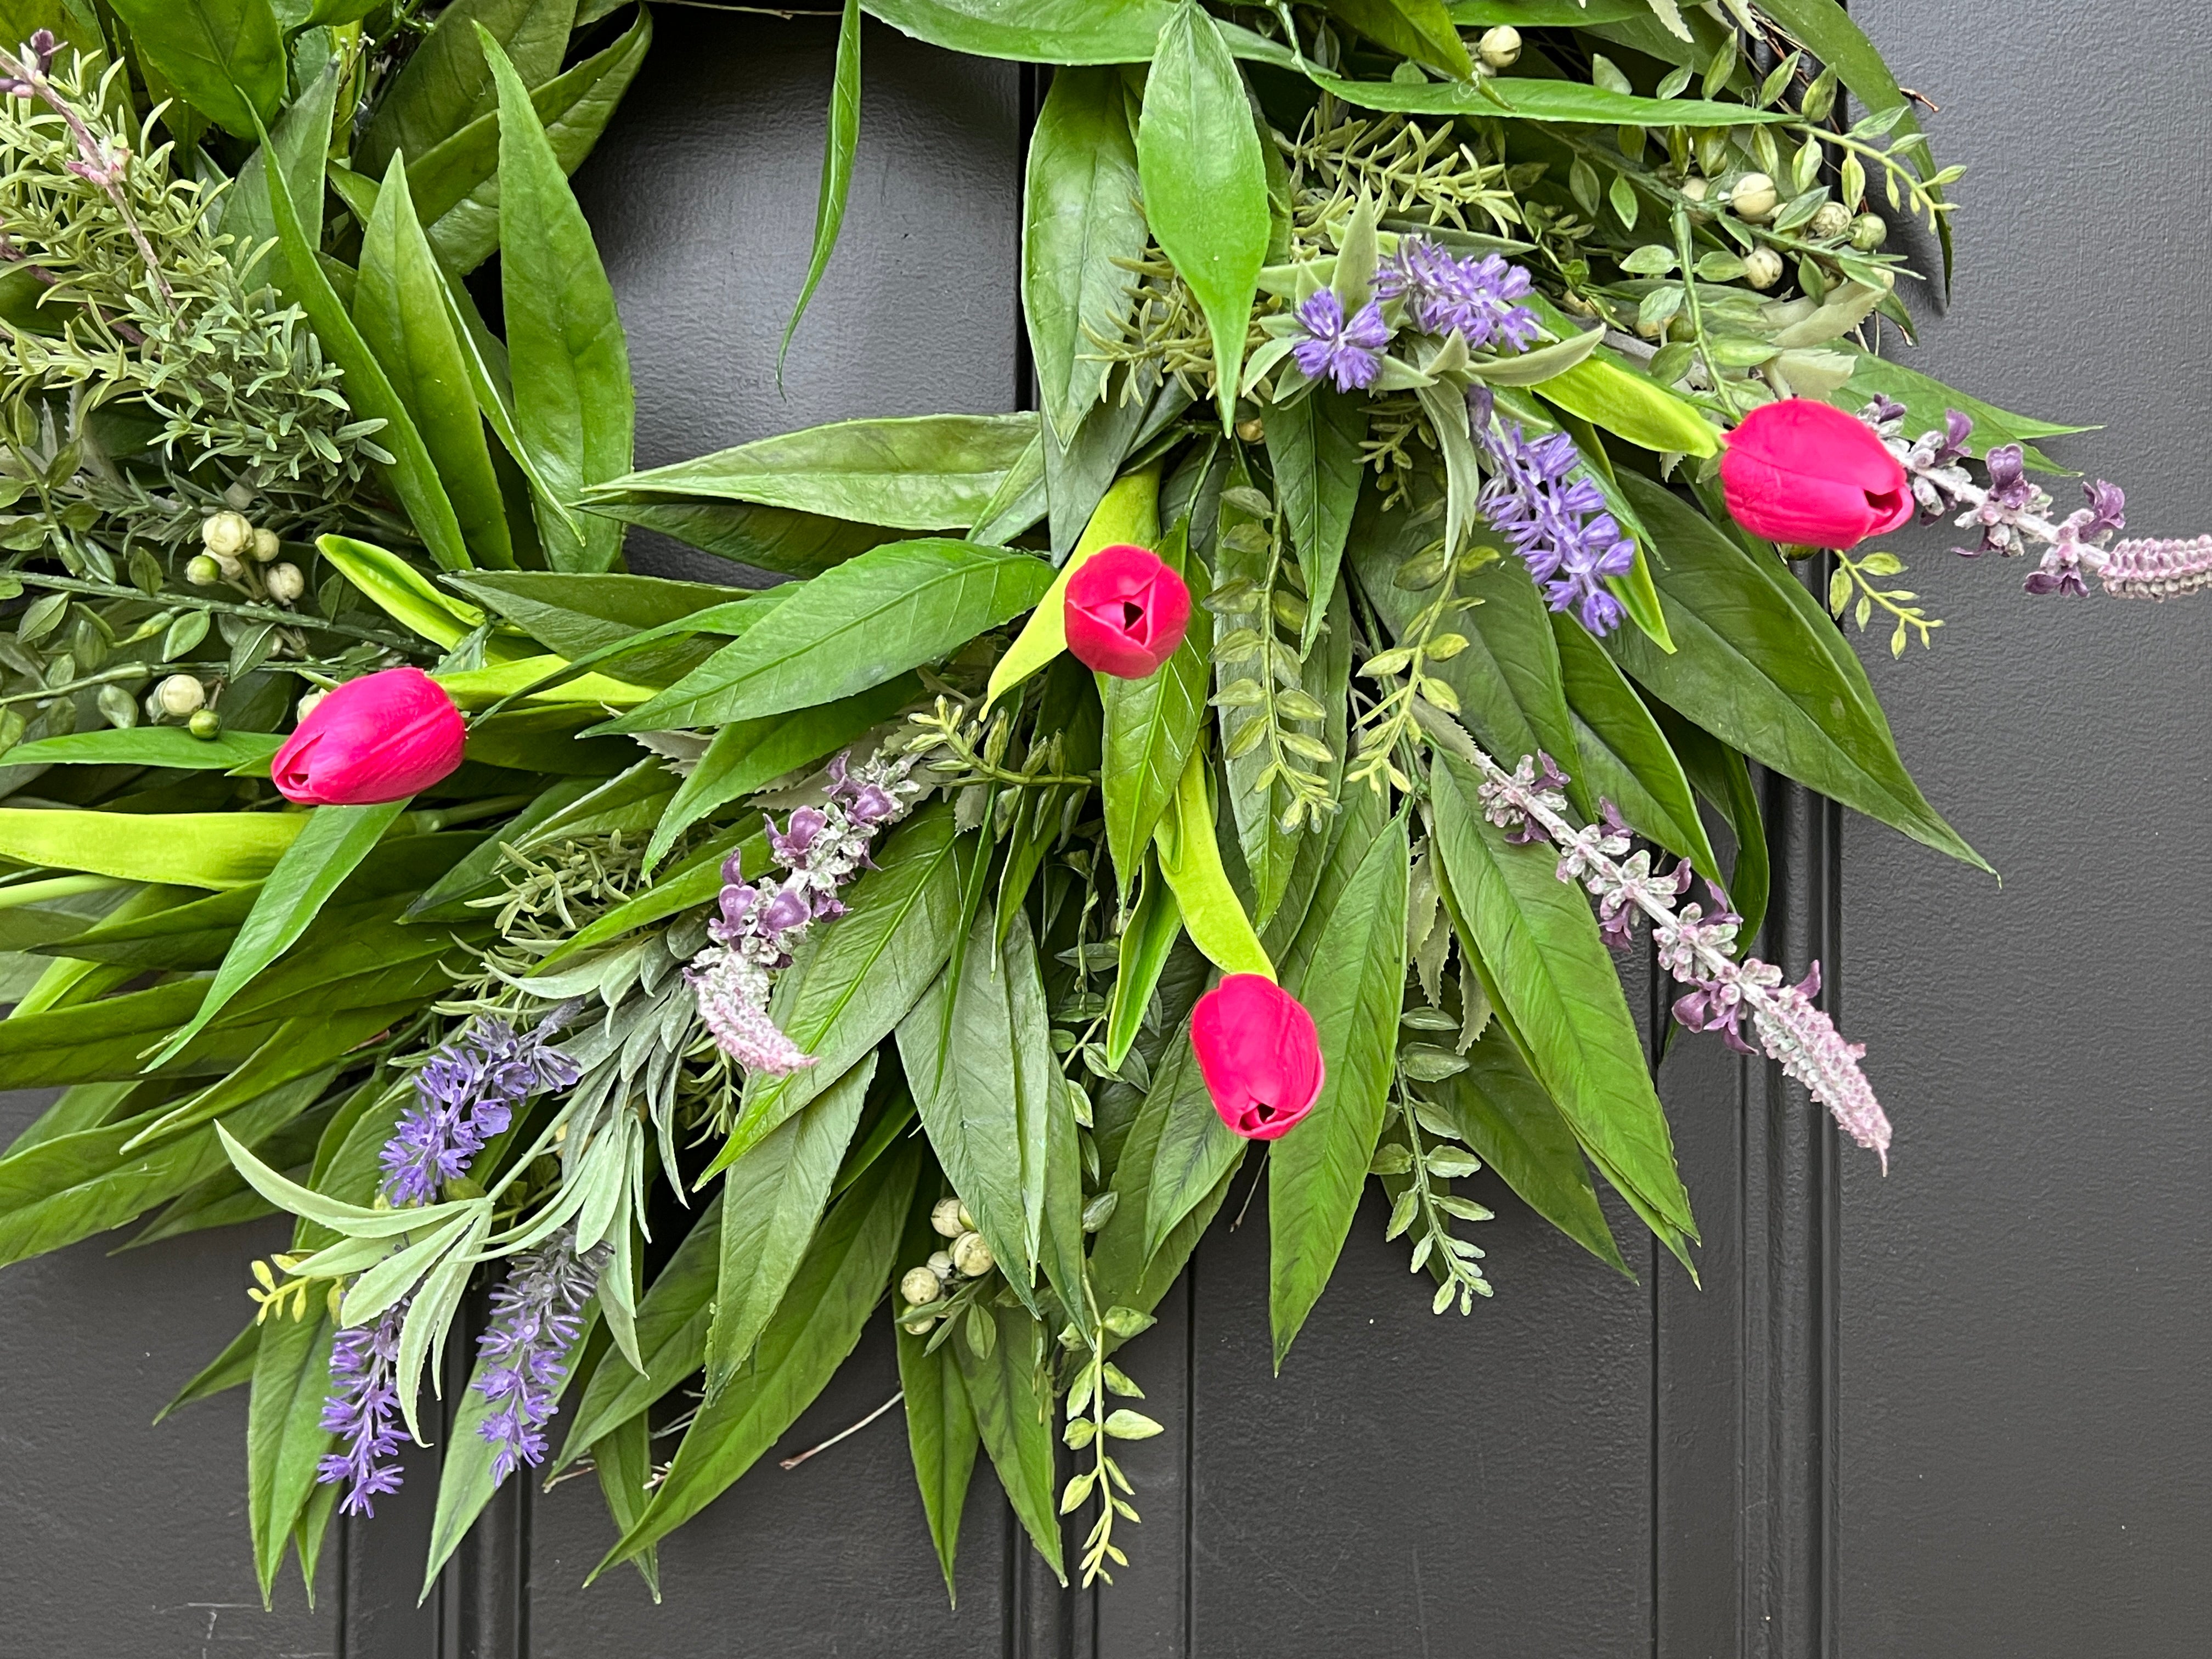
xmin=689 ymin=749 xmax=923 ymax=1073
xmin=474 ymin=1232 xmax=603 ymax=1485
xmin=1438 ymin=713 xmax=1891 ymax=1168
xmin=1376 ymin=238 xmax=1541 ymax=352
xmin=1291 ymin=289 xmax=1391 ymax=392
xmin=1469 ymin=388 xmax=1635 ymax=635
xmin=316 ymin=1296 xmax=411 ymax=1516
xmin=379 ymin=1013 xmax=582 ymax=1206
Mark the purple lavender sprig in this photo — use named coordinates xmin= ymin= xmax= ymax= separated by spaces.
xmin=689 ymin=750 xmax=922 ymax=1074
xmin=315 ymin=1296 xmax=410 ymax=1516
xmin=1861 ymin=397 xmax=2212 ymax=601
xmin=1468 ymin=387 xmax=1635 ymax=635
xmin=378 ymin=1013 xmax=581 ymax=1206
xmin=1456 ymin=737 xmax=1891 ymax=1170
xmin=473 ymin=1231 xmax=603 ymax=1485
xmin=1376 ymin=238 xmax=1540 ymax=351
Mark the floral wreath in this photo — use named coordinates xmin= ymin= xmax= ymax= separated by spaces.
xmin=0 ymin=0 xmax=2196 ymax=1606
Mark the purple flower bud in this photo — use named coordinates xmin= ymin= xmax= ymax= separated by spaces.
xmin=767 ymin=805 xmax=828 ymax=864
xmin=847 ymin=782 xmax=898 ymax=826
xmin=2080 ymin=479 xmax=2126 ymax=538
xmin=758 ymin=882 xmax=812 ymax=936
xmin=315 ymin=1297 xmax=411 ymax=1515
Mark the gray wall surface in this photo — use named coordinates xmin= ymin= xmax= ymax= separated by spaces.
xmin=1 ymin=7 xmax=2205 ymax=1656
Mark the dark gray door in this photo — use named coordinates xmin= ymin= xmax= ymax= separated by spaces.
xmin=5 ymin=5 xmax=2207 ymax=1655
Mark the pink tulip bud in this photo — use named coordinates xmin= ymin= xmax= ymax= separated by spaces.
xmin=1063 ymin=543 xmax=1192 ymax=678
xmin=1190 ymin=973 xmax=1325 ymax=1141
xmin=1719 ymin=398 xmax=1914 ymax=551
xmin=272 ymin=667 xmax=465 ymax=806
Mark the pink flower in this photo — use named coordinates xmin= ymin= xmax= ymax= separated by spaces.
xmin=272 ymin=667 xmax=465 ymax=805
xmin=1063 ymin=544 xmax=1191 ymax=678
xmin=1719 ymin=398 xmax=1913 ymax=550
xmin=1190 ymin=974 xmax=1324 ymax=1141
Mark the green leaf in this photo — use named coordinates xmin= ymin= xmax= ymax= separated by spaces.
xmin=1105 ymin=854 xmax=1182 ymax=1070
xmin=486 ymin=28 xmax=635 ymax=573
xmin=1101 ymin=521 xmax=1211 ymax=898
xmin=586 ymin=413 xmax=1040 ymax=532
xmin=1268 ymin=812 xmax=1409 ymax=1369
xmin=1647 ymin=698 xmax=1768 ymax=946
xmin=0 ymin=807 xmax=305 ymax=887
xmin=1321 ymin=0 xmax=1474 ymax=76
xmin=535 ymin=827 xmax=766 ymax=972
xmin=1136 ymin=1014 xmax=1243 ymax=1263
xmin=589 ymin=1404 xmax=661 ymax=1599
xmin=0 ymin=1075 xmax=316 ymax=1267
xmin=951 ymin=1299 xmax=1065 ymax=1583
xmin=894 ymin=1182 xmax=979 ymax=1604
xmin=1350 ymin=503 xmax=1589 ymax=815
xmin=899 ymin=913 xmax=1080 ymax=1314
xmin=358 ymin=153 xmax=514 ymax=569
xmin=865 ymin=0 xmax=1172 ymax=63
xmin=317 ymin=533 xmax=488 ymax=647
xmin=246 ymin=1301 xmax=335 ymax=1606
xmin=1602 ymin=473 xmax=1984 ymax=871
xmin=386 ymin=7 xmax=652 ymax=279
xmin=1834 ymin=349 xmax=2086 ymax=470
xmin=1024 ymin=67 xmax=1147 ymax=445
xmin=1535 ymin=355 xmax=1721 ymax=457
xmin=1137 ymin=2 xmax=1270 ymax=429
xmin=447 ymin=568 xmax=753 ymax=657
xmin=131 ymin=1001 xmax=415 ymax=1147
xmin=705 ymin=1056 xmax=874 ymax=1396
xmin=645 ymin=674 xmax=919 ymax=870
xmin=1153 ymin=746 xmax=1270 ymax=979
xmin=780 ymin=0 xmax=862 ymax=373
xmin=142 ymin=801 xmax=409 ymax=1069
xmin=216 ymin=56 xmax=342 ymax=277
xmin=106 ymin=0 xmax=284 ymax=137
xmin=591 ymin=1147 xmax=918 ymax=1577
xmin=606 ymin=539 xmax=1051 ymax=732
xmin=1428 ymin=753 xmax=1696 ymax=1244
xmin=1 ymin=727 xmax=280 ymax=771
xmin=1261 ymin=387 xmax=1367 ymax=657
xmin=1438 ymin=1029 xmax=1626 ymax=1272
xmin=1307 ymin=70 xmax=1790 ymax=127
xmin=1549 ymin=611 xmax=1720 ymax=884
xmin=557 ymin=1191 xmax=724 ymax=1465
xmin=360 ymin=0 xmax=574 ymax=178
xmin=259 ymin=125 xmax=473 ymax=572
xmin=710 ymin=805 xmax=962 ymax=1175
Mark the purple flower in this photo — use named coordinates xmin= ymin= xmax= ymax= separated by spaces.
xmin=1469 ymin=391 xmax=1635 ymax=634
xmin=1376 ymin=239 xmax=1541 ymax=352
xmin=1291 ymin=290 xmax=1391 ymax=392
xmin=2079 ymin=479 xmax=2126 ymax=538
xmin=379 ymin=1015 xmax=579 ymax=1206
xmin=474 ymin=1232 xmax=603 ymax=1485
xmin=2100 ymin=534 xmax=2212 ymax=600
xmin=0 ymin=29 xmax=56 ymax=95
xmin=316 ymin=1297 xmax=410 ymax=1516
xmin=691 ymin=751 xmax=921 ymax=1071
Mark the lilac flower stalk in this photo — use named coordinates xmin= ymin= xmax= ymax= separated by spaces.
xmin=379 ymin=1013 xmax=582 ymax=1205
xmin=688 ymin=749 xmax=922 ymax=1073
xmin=1454 ymin=733 xmax=1892 ymax=1170
xmin=1468 ymin=387 xmax=1635 ymax=634
xmin=1291 ymin=289 xmax=1391 ymax=391
xmin=473 ymin=1231 xmax=603 ymax=1485
xmin=315 ymin=1296 xmax=410 ymax=1516
xmin=1861 ymin=398 xmax=2211 ymax=602
xmin=1376 ymin=238 xmax=1541 ymax=351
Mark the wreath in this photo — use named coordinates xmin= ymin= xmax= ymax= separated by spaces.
xmin=0 ymin=0 xmax=2194 ymax=1606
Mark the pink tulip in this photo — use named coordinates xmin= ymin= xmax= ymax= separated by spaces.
xmin=1063 ymin=543 xmax=1191 ymax=678
xmin=1719 ymin=398 xmax=1914 ymax=550
xmin=1190 ymin=974 xmax=1325 ymax=1141
xmin=272 ymin=667 xmax=465 ymax=806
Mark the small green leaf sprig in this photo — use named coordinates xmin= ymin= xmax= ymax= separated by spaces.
xmin=1061 ymin=1300 xmax=1160 ymax=1587
xmin=1347 ymin=531 xmax=1493 ymax=794
xmin=1827 ymin=549 xmax=1942 ymax=656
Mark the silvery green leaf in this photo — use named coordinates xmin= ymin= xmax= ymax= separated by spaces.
xmin=1425 ymin=1146 xmax=1482 ymax=1180
xmin=1384 ymin=1186 xmax=1418 ymax=1240
xmin=1436 ymin=1195 xmax=1494 ymax=1222
xmin=1432 ymin=1279 xmax=1455 ymax=1315
xmin=1101 ymin=1305 xmax=1154 ymax=1338
xmin=1408 ymin=1233 xmax=1434 ymax=1273
xmin=1465 ymin=326 xmax=1606 ymax=387
xmin=1620 ymin=244 xmax=1678 ymax=276
xmin=340 ymin=1209 xmax=478 ymax=1328
xmin=1102 ymin=1408 xmax=1161 ymax=1441
xmin=1369 ymin=1142 xmax=1414 ymax=1176
xmin=1401 ymin=1044 xmax=1470 ymax=1083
